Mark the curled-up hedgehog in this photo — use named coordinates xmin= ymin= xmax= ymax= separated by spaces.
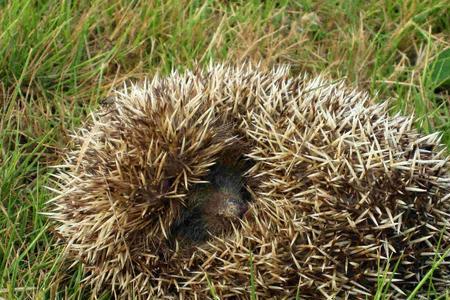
xmin=49 ymin=64 xmax=450 ymax=299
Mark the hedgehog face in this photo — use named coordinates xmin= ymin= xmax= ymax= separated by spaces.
xmin=201 ymin=189 xmax=248 ymax=227
xmin=169 ymin=162 xmax=249 ymax=246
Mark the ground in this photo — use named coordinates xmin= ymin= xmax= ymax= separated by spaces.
xmin=0 ymin=0 xmax=449 ymax=299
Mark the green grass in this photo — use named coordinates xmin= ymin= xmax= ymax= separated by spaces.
xmin=0 ymin=0 xmax=449 ymax=298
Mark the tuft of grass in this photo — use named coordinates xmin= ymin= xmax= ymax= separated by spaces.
xmin=0 ymin=0 xmax=449 ymax=298
xmin=374 ymin=252 xmax=404 ymax=300
xmin=407 ymin=230 xmax=450 ymax=300
xmin=206 ymin=273 xmax=220 ymax=300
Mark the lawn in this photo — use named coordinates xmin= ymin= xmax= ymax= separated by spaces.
xmin=0 ymin=0 xmax=449 ymax=299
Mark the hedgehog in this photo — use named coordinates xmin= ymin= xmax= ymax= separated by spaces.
xmin=49 ymin=63 xmax=450 ymax=299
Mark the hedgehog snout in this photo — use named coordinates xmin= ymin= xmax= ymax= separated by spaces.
xmin=219 ymin=198 xmax=248 ymax=218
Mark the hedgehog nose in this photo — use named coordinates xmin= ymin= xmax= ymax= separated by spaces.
xmin=228 ymin=199 xmax=248 ymax=217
